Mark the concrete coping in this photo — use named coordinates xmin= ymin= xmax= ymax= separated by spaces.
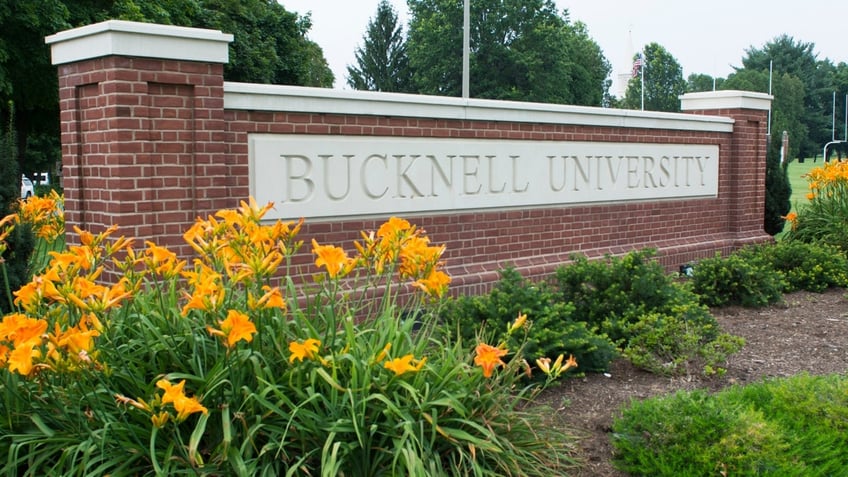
xmin=224 ymin=82 xmax=736 ymax=133
xmin=45 ymin=20 xmax=233 ymax=65
xmin=680 ymin=90 xmax=773 ymax=111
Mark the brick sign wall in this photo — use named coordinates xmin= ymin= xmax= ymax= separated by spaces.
xmin=47 ymin=21 xmax=772 ymax=295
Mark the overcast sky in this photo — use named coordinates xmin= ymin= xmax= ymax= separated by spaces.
xmin=279 ymin=0 xmax=848 ymax=93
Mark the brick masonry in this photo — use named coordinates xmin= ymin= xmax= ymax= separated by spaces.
xmin=52 ymin=25 xmax=771 ymax=296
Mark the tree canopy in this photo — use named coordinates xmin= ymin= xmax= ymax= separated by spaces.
xmin=740 ymin=35 xmax=832 ymax=159
xmin=347 ymin=0 xmax=412 ymax=92
xmin=405 ymin=0 xmax=610 ymax=105
xmin=623 ymin=42 xmax=685 ymax=112
xmin=0 ymin=0 xmax=332 ymax=179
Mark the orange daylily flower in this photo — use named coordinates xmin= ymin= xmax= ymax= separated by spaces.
xmin=7 ymin=340 xmax=42 ymax=375
xmin=474 ymin=343 xmax=508 ymax=378
xmin=508 ymin=312 xmax=527 ymax=335
xmin=143 ymin=241 xmax=186 ymax=277
xmin=208 ymin=309 xmax=257 ymax=347
xmin=536 ymin=354 xmax=578 ymax=378
xmin=411 ymin=269 xmax=451 ymax=298
xmin=156 ymin=379 xmax=208 ymax=421
xmin=376 ymin=217 xmax=412 ymax=240
xmin=0 ymin=313 xmax=48 ymax=346
xmin=251 ymin=285 xmax=286 ymax=310
xmin=289 ymin=338 xmax=321 ymax=363
xmin=384 ymin=354 xmax=427 ymax=376
xmin=311 ymin=239 xmax=353 ymax=278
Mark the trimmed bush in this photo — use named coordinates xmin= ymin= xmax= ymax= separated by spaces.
xmin=690 ymin=251 xmax=786 ymax=308
xmin=550 ymin=250 xmax=741 ymax=376
xmin=738 ymin=241 xmax=848 ymax=293
xmin=440 ymin=267 xmax=617 ymax=373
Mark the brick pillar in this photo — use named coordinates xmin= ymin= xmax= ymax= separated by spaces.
xmin=681 ymin=90 xmax=773 ymax=245
xmin=46 ymin=21 xmax=233 ymax=257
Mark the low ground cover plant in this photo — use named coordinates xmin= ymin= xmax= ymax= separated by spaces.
xmin=612 ymin=373 xmax=848 ymax=476
xmin=0 ymin=200 xmax=578 ymax=476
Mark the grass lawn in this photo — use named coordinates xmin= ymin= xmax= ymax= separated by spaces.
xmin=786 ymin=158 xmax=819 ymax=211
xmin=776 ymin=158 xmax=820 ymax=238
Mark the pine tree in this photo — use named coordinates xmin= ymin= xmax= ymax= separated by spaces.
xmin=347 ymin=0 xmax=412 ymax=92
xmin=0 ymin=102 xmax=34 ymax=312
xmin=763 ymin=134 xmax=792 ymax=236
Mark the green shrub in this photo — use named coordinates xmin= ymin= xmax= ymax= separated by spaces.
xmin=738 ymin=241 xmax=848 ymax=292
xmin=612 ymin=374 xmax=848 ymax=476
xmin=440 ymin=267 xmax=617 ymax=373
xmin=552 ymin=250 xmax=696 ymax=343
xmin=690 ymin=251 xmax=786 ymax=307
xmin=552 ymin=250 xmax=741 ymax=376
xmin=622 ymin=310 xmax=744 ymax=376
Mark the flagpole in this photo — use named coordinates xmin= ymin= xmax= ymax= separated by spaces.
xmin=462 ymin=0 xmax=469 ymax=99
xmin=640 ymin=50 xmax=645 ymax=111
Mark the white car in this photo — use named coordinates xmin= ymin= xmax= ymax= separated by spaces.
xmin=20 ymin=176 xmax=34 ymax=199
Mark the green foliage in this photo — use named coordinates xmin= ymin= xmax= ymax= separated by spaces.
xmin=623 ymin=42 xmax=686 ymax=112
xmin=764 ymin=151 xmax=792 ymax=235
xmin=443 ymin=250 xmax=743 ymax=378
xmin=738 ymin=241 xmax=848 ymax=292
xmin=440 ymin=267 xmax=617 ymax=373
xmin=552 ymin=250 xmax=739 ymax=376
xmin=612 ymin=374 xmax=848 ymax=476
xmin=741 ymin=34 xmax=832 ymax=161
xmin=787 ymin=161 xmax=848 ymax=252
xmin=690 ymin=251 xmax=786 ymax=307
xmin=623 ymin=311 xmax=744 ymax=377
xmin=0 ymin=0 xmax=333 ymax=182
xmin=0 ymin=207 xmax=577 ymax=475
xmin=552 ymin=251 xmax=706 ymax=341
xmin=347 ymin=0 xmax=413 ymax=92
xmin=0 ymin=106 xmax=34 ymax=313
xmin=685 ymin=73 xmax=724 ymax=93
xmin=406 ymin=0 xmax=611 ymax=105
xmin=194 ymin=0 xmax=333 ymax=86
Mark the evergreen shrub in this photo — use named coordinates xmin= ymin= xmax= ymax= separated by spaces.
xmin=690 ymin=252 xmax=786 ymax=308
xmin=439 ymin=267 xmax=617 ymax=373
xmin=737 ymin=241 xmax=848 ymax=293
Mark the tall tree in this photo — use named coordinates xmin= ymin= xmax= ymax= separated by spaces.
xmin=686 ymin=73 xmax=724 ymax=93
xmin=0 ymin=0 xmax=70 ymax=179
xmin=0 ymin=0 xmax=334 ymax=181
xmin=623 ymin=42 xmax=685 ymax=112
xmin=0 ymin=106 xmax=34 ymax=312
xmin=741 ymin=35 xmax=831 ymax=160
xmin=347 ymin=0 xmax=412 ymax=92
xmin=195 ymin=0 xmax=333 ymax=86
xmin=406 ymin=0 xmax=610 ymax=105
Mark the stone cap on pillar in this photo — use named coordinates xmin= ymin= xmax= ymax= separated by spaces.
xmin=680 ymin=90 xmax=773 ymax=111
xmin=45 ymin=20 xmax=233 ymax=65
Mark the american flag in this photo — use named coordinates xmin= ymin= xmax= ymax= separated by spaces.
xmin=632 ymin=54 xmax=643 ymax=78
